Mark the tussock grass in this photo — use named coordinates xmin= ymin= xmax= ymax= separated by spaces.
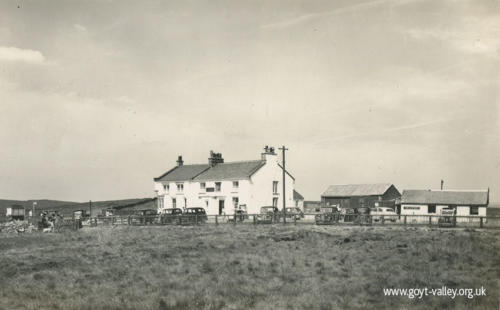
xmin=0 ymin=225 xmax=499 ymax=309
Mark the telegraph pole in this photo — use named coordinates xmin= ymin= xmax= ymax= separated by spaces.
xmin=279 ymin=146 xmax=288 ymax=224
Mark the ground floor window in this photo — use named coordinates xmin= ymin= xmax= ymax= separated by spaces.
xmin=172 ymin=198 xmax=176 ymax=208
xmin=470 ymin=206 xmax=479 ymax=215
xmin=273 ymin=197 xmax=278 ymax=207
xmin=232 ymin=197 xmax=239 ymax=209
xmin=158 ymin=196 xmax=164 ymax=209
xmin=428 ymin=205 xmax=436 ymax=213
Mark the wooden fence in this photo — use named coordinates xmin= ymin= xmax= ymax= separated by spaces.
xmin=79 ymin=214 xmax=500 ymax=229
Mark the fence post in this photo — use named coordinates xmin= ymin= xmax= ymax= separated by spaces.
xmin=215 ymin=215 xmax=218 ymax=226
xmin=195 ymin=214 xmax=198 ymax=226
xmin=404 ymin=215 xmax=407 ymax=226
xmin=381 ymin=216 xmax=385 ymax=225
xmin=480 ymin=217 xmax=483 ymax=228
xmin=253 ymin=215 xmax=256 ymax=225
xmin=234 ymin=213 xmax=237 ymax=226
xmin=294 ymin=215 xmax=297 ymax=225
xmin=428 ymin=216 xmax=432 ymax=227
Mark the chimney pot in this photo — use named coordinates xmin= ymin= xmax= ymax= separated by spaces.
xmin=208 ymin=151 xmax=223 ymax=167
xmin=177 ymin=155 xmax=184 ymax=166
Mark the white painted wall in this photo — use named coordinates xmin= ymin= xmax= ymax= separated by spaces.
xmin=401 ymin=204 xmax=488 ymax=223
xmin=153 ymin=152 xmax=295 ymax=215
xmin=247 ymin=153 xmax=294 ymax=214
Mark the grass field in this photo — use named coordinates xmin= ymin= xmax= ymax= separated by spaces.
xmin=1 ymin=225 xmax=499 ymax=310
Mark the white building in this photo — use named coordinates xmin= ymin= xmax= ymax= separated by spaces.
xmin=400 ymin=189 xmax=489 ymax=219
xmin=153 ymin=147 xmax=295 ymax=215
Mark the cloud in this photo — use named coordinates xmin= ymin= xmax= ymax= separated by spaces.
xmin=74 ymin=24 xmax=88 ymax=33
xmin=405 ymin=15 xmax=500 ymax=56
xmin=261 ymin=0 xmax=417 ymax=29
xmin=0 ymin=46 xmax=45 ymax=64
xmin=314 ymin=118 xmax=453 ymax=146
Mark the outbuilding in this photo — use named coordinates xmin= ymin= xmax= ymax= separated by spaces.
xmin=321 ymin=183 xmax=401 ymax=210
xmin=400 ymin=189 xmax=489 ymax=217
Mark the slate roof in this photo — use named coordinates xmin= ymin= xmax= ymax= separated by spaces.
xmin=293 ymin=190 xmax=304 ymax=201
xmin=401 ymin=190 xmax=489 ymax=206
xmin=154 ymin=164 xmax=209 ymax=182
xmin=321 ymin=183 xmax=394 ymax=197
xmin=193 ymin=160 xmax=265 ymax=181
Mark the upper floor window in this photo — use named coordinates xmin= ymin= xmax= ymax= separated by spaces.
xmin=163 ymin=184 xmax=169 ymax=191
xmin=215 ymin=182 xmax=221 ymax=192
xmin=176 ymin=183 xmax=184 ymax=192
xmin=233 ymin=181 xmax=239 ymax=188
xmin=200 ymin=182 xmax=206 ymax=190
xmin=273 ymin=181 xmax=278 ymax=194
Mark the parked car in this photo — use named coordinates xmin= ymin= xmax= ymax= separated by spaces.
xmin=340 ymin=207 xmax=357 ymax=222
xmin=354 ymin=207 xmax=372 ymax=225
xmin=228 ymin=209 xmax=248 ymax=223
xmin=130 ymin=209 xmax=158 ymax=225
xmin=285 ymin=207 xmax=304 ymax=220
xmin=256 ymin=206 xmax=281 ymax=224
xmin=161 ymin=208 xmax=183 ymax=224
xmin=371 ymin=207 xmax=397 ymax=222
xmin=315 ymin=206 xmax=340 ymax=225
xmin=181 ymin=208 xmax=207 ymax=225
xmin=438 ymin=208 xmax=456 ymax=227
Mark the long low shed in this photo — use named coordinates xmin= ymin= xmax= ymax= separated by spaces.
xmin=400 ymin=189 xmax=489 ymax=217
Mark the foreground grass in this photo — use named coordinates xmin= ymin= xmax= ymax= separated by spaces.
xmin=0 ymin=225 xmax=499 ymax=310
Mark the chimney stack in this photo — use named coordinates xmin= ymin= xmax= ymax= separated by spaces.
xmin=176 ymin=155 xmax=184 ymax=166
xmin=208 ymin=151 xmax=224 ymax=167
xmin=261 ymin=145 xmax=277 ymax=161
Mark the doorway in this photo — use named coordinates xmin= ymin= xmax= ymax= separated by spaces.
xmin=219 ymin=200 xmax=225 ymax=215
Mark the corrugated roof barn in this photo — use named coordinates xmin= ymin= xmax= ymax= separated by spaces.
xmin=321 ymin=183 xmax=395 ymax=197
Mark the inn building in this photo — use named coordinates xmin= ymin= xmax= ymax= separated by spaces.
xmin=153 ymin=147 xmax=295 ymax=215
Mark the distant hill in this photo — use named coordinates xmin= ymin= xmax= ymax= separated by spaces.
xmin=488 ymin=203 xmax=500 ymax=217
xmin=0 ymin=198 xmax=156 ymax=219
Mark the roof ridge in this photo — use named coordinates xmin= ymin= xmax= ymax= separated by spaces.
xmin=328 ymin=183 xmax=391 ymax=186
xmin=216 ymin=159 xmax=264 ymax=164
xmin=404 ymin=189 xmax=488 ymax=192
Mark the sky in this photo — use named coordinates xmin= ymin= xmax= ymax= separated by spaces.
xmin=0 ymin=0 xmax=499 ymax=202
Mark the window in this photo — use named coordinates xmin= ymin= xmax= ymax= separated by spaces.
xmin=470 ymin=206 xmax=479 ymax=215
xmin=172 ymin=198 xmax=176 ymax=208
xmin=233 ymin=181 xmax=239 ymax=188
xmin=163 ymin=184 xmax=168 ymax=191
xmin=200 ymin=182 xmax=206 ymax=190
xmin=273 ymin=197 xmax=278 ymax=207
xmin=158 ymin=196 xmax=164 ymax=209
xmin=273 ymin=181 xmax=278 ymax=194
xmin=428 ymin=205 xmax=436 ymax=214
xmin=215 ymin=182 xmax=221 ymax=192
xmin=233 ymin=197 xmax=239 ymax=209
xmin=176 ymin=183 xmax=184 ymax=192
